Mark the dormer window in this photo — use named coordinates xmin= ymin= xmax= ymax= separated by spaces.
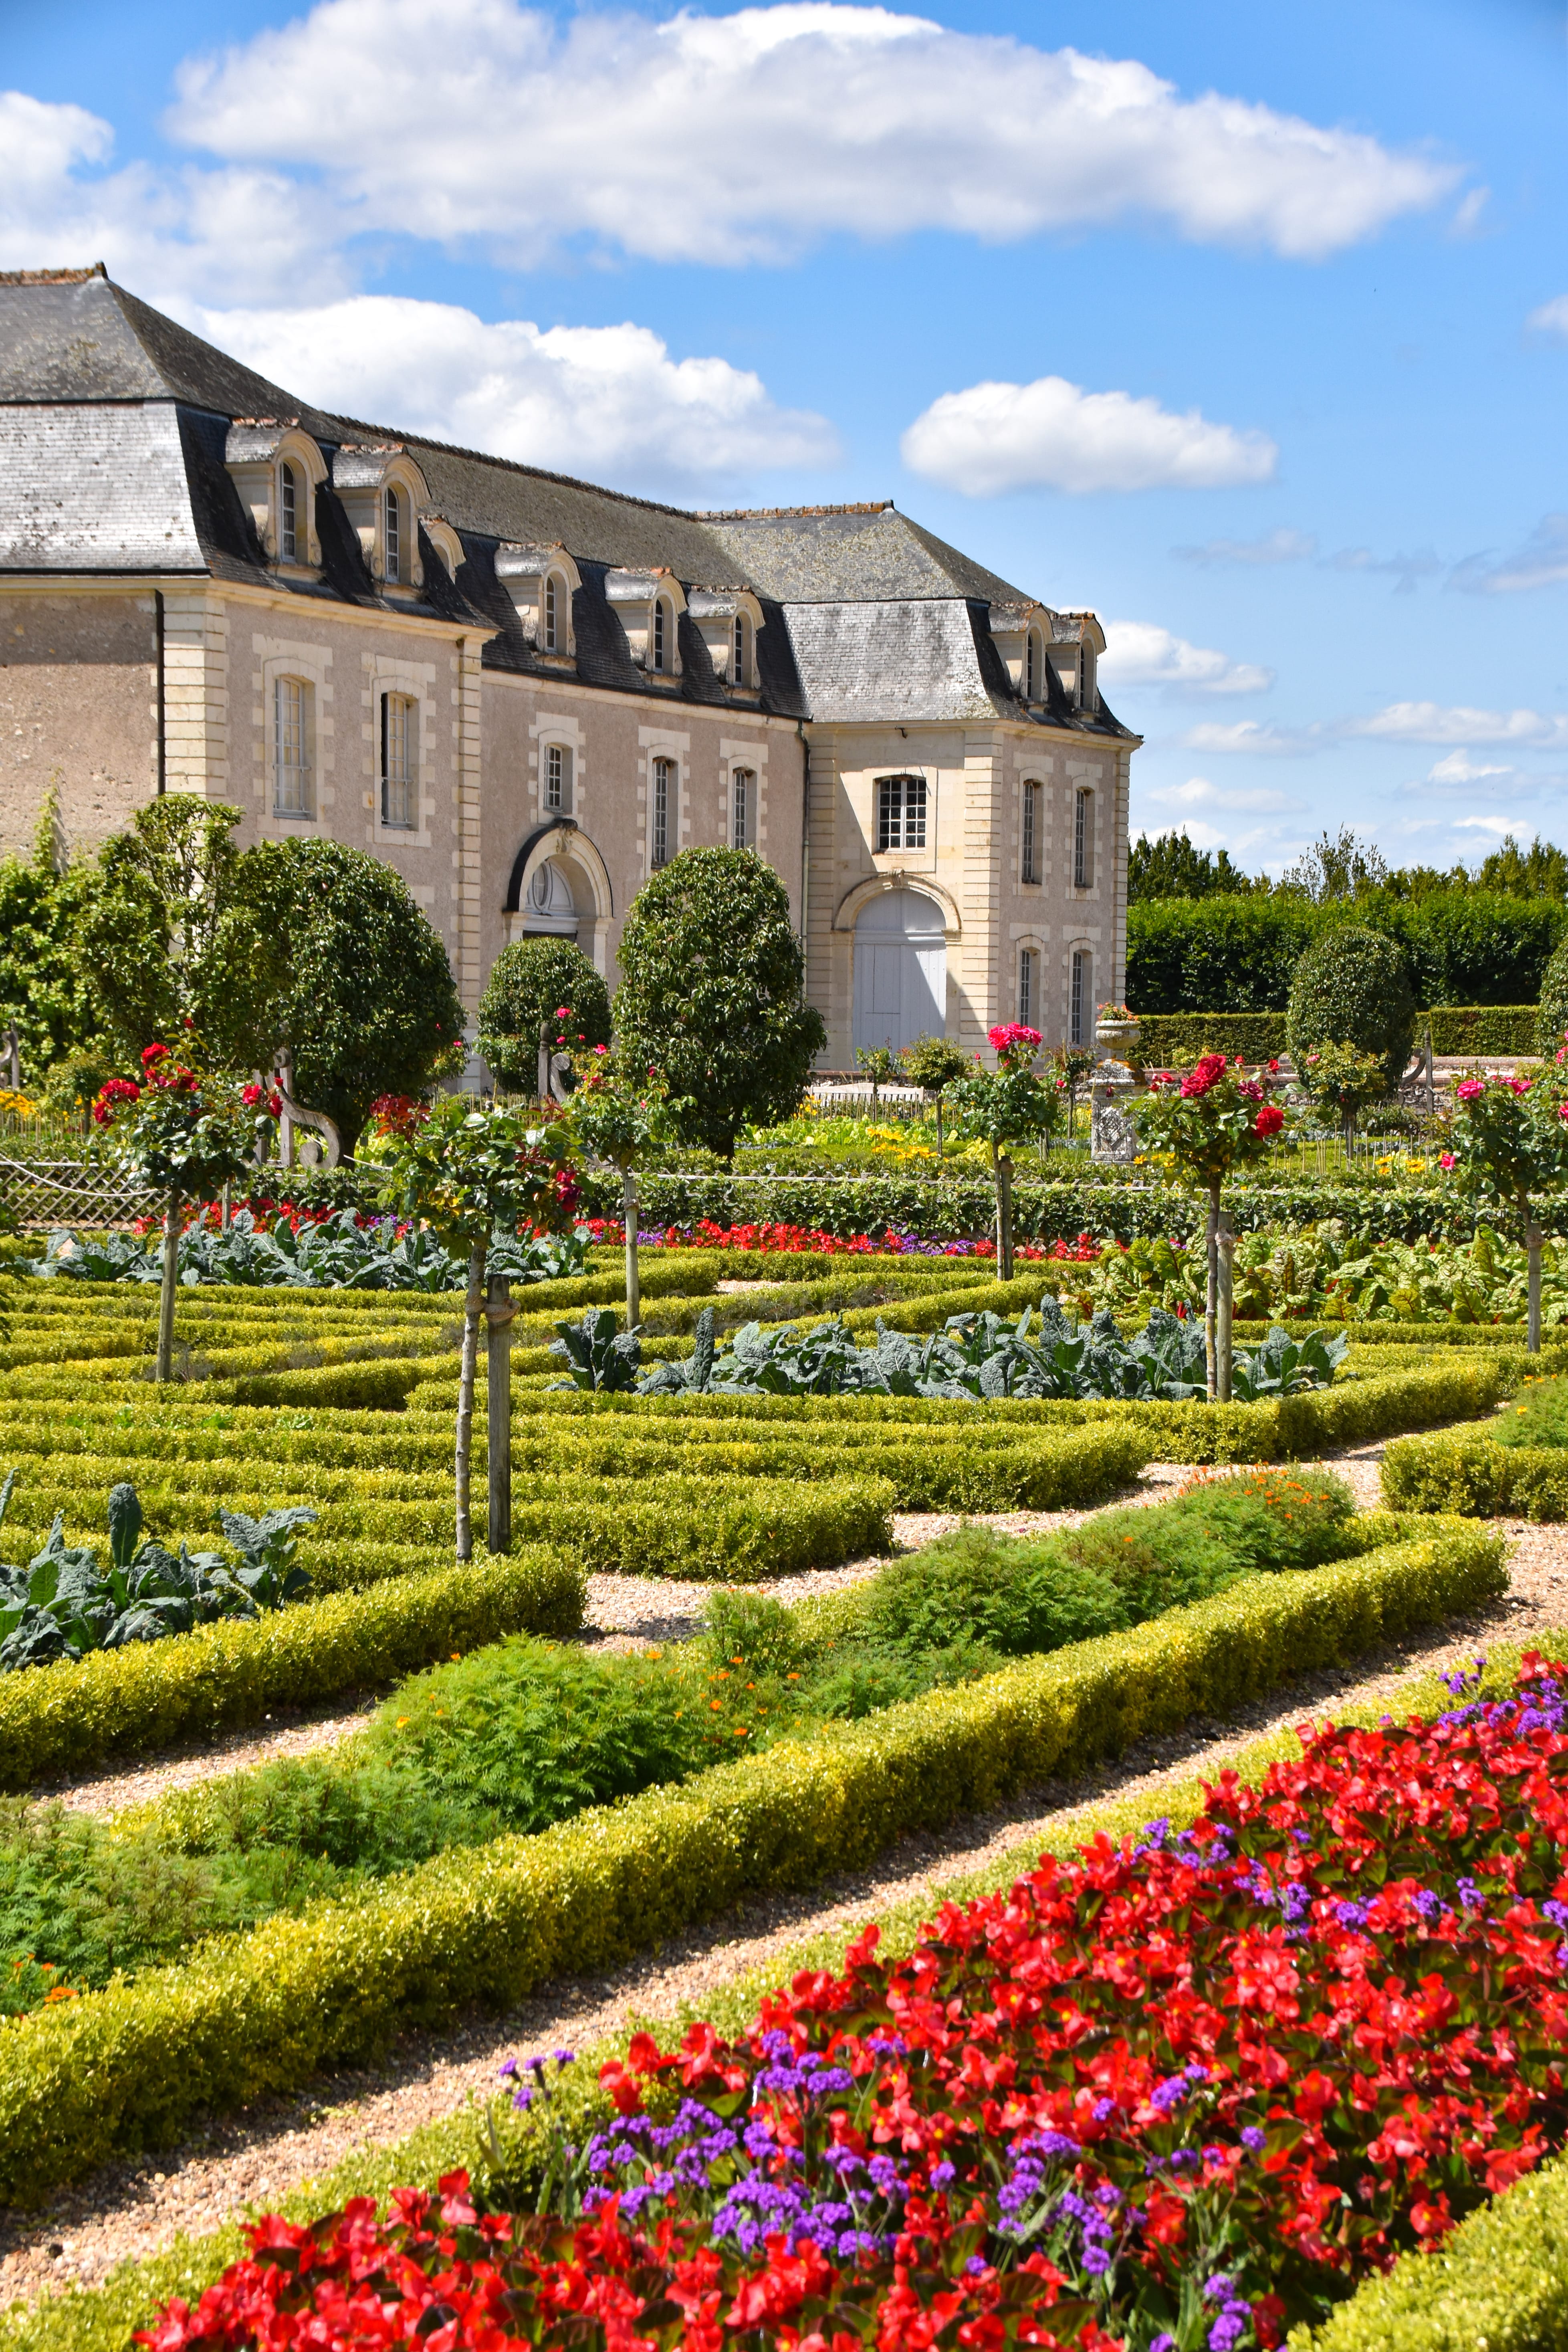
xmin=544 ymin=573 xmax=565 ymax=652
xmin=279 ymin=465 xmax=299 ymax=564
xmin=1025 ymin=630 xmax=1041 ymax=703
xmin=1080 ymin=645 xmax=1095 ymax=710
xmin=383 ymin=487 xmax=403 ymax=585
xmin=732 ymin=613 xmax=750 ymax=686
xmin=653 ymin=599 xmax=670 ymax=672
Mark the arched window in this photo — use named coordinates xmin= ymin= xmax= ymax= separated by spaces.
xmin=544 ymin=572 xmax=567 ymax=652
xmin=279 ymin=464 xmax=299 ymax=564
xmin=274 ymin=676 xmax=314 ymax=818
xmin=652 ymin=598 xmax=670 ymax=672
xmin=381 ymin=693 xmax=417 ymax=829
xmin=876 ymin=773 xmax=926 ymax=853
xmin=544 ymin=742 xmax=573 ymax=816
xmin=1021 ymin=780 xmax=1040 ymax=885
xmin=732 ymin=613 xmax=749 ymax=686
xmin=1074 ymin=787 xmax=1094 ymax=888
xmin=1080 ymin=645 xmax=1096 ymax=710
xmin=731 ymin=766 xmax=756 ymax=850
xmin=1018 ymin=946 xmax=1036 ymax=1027
xmin=1070 ymin=948 xmax=1091 ymax=1046
xmin=383 ymin=487 xmax=402 ymax=584
xmin=651 ymin=756 xmax=675 ymax=868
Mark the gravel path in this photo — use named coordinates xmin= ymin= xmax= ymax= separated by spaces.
xmin=6 ymin=1427 xmax=1565 ymax=2308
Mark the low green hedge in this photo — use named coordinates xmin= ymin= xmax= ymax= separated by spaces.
xmin=1303 ymin=2152 xmax=1568 ymax=2352
xmin=1134 ymin=1012 xmax=1287 ymax=1066
xmin=1381 ymin=1429 xmax=1568 ymax=1519
xmin=1425 ymin=1003 xmax=1540 ymax=1058
xmin=0 ymin=1520 xmax=1505 ymax=2203
xmin=0 ymin=1547 xmax=585 ymax=1792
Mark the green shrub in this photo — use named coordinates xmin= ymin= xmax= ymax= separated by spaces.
xmin=1133 ymin=1013 xmax=1287 ymax=1066
xmin=1285 ymin=925 xmax=1417 ymax=1094
xmin=852 ymin=1527 xmax=1127 ymax=1657
xmin=1427 ymin=1005 xmax=1539 ymax=1057
xmin=1381 ymin=1429 xmax=1568 ymax=1520
xmin=476 ymin=939 xmax=611 ymax=1089
xmin=1493 ymin=1375 xmax=1568 ymax=1448
xmin=0 ymin=1523 xmax=1502 ymax=2201
xmin=0 ymin=1547 xmax=585 ymax=1791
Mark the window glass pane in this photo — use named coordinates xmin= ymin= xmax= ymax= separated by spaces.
xmin=732 ymin=768 xmax=754 ymax=849
xmin=1018 ymin=948 xmax=1033 ymax=1026
xmin=384 ymin=489 xmax=399 ymax=583
xmin=274 ymin=677 xmax=313 ymax=818
xmin=279 ymin=467 xmax=296 ymax=563
xmin=652 ymin=602 xmax=665 ymax=670
xmin=652 ymin=757 xmax=671 ymax=868
xmin=876 ymin=773 xmax=925 ymax=853
xmin=1070 ymin=950 xmax=1089 ymax=1045
xmin=381 ymin=694 xmax=416 ymax=828
xmin=1021 ymin=782 xmax=1038 ymax=884
xmin=1074 ymin=789 xmax=1092 ymax=888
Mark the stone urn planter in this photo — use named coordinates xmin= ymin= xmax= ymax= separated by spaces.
xmin=1094 ymin=1012 xmax=1141 ymax=1057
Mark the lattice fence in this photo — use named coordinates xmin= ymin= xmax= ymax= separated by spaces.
xmin=0 ymin=1158 xmax=159 ymax=1232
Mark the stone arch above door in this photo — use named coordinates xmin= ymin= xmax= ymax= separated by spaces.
xmin=502 ymin=822 xmax=614 ymax=971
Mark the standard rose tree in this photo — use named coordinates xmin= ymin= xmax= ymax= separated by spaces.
xmin=946 ymin=1025 xmax=1066 ymax=1279
xmin=91 ymin=1038 xmax=266 ymax=1381
xmin=1135 ymin=1054 xmax=1287 ymax=1398
xmin=1444 ymin=1062 xmax=1568 ymax=1352
xmin=559 ymin=1043 xmax=684 ymax=1328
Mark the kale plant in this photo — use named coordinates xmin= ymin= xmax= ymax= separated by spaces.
xmin=27 ymin=1214 xmax=587 ymax=1294
xmin=548 ymin=1307 xmax=643 ymax=1392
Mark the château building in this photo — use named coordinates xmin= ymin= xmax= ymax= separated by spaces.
xmin=0 ymin=267 xmax=1138 ymax=1068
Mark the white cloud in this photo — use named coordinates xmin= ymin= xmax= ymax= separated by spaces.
xmin=1172 ymin=526 xmax=1317 ymax=566
xmin=1449 ymin=514 xmax=1568 ymax=595
xmin=1526 ymin=295 xmax=1568 ymax=338
xmin=165 ymin=0 xmax=1458 ymax=267
xmin=1453 ymin=814 xmax=1529 ymax=836
xmin=1099 ymin=620 xmax=1272 ymax=694
xmin=1327 ymin=543 xmax=1442 ymax=592
xmin=1346 ymin=701 xmax=1568 ymax=747
xmin=1449 ymin=185 xmax=1490 ymax=237
xmin=900 ymin=375 xmax=1275 ymax=496
xmin=1180 ymin=719 xmax=1318 ymax=755
xmin=1145 ymin=777 xmax=1302 ymax=813
xmin=0 ymin=91 xmax=345 ymax=309
xmin=193 ymin=296 xmax=837 ymax=493
xmin=1427 ymin=752 xmax=1511 ymax=784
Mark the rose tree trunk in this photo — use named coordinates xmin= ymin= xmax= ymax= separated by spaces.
xmin=455 ymin=1240 xmax=486 ymax=1562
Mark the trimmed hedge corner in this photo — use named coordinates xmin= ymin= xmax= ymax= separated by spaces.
xmin=0 ymin=1548 xmax=586 ymax=1791
xmin=0 ymin=1520 xmax=1504 ymax=2204
xmin=1381 ymin=1428 xmax=1568 ymax=1520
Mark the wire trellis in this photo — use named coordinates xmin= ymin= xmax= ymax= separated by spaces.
xmin=0 ymin=1158 xmax=159 ymax=1232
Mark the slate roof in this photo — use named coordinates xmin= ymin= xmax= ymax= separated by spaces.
xmin=0 ymin=269 xmax=1135 ymax=740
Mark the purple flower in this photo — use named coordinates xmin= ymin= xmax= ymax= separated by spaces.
xmin=1241 ymin=2126 xmax=1266 ymax=2152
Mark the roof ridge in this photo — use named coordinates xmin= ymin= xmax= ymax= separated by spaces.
xmin=0 ymin=265 xmax=107 ymax=285
xmin=320 ymin=411 xmax=712 ymax=525
xmin=695 ymin=501 xmax=894 ymax=520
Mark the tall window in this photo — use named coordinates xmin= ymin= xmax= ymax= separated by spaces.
xmin=1074 ymin=787 xmax=1093 ymax=888
xmin=731 ymin=766 xmax=755 ymax=850
xmin=1021 ymin=781 xmax=1039 ymax=884
xmin=381 ymin=693 xmax=416 ymax=829
xmin=279 ymin=464 xmax=298 ymax=564
xmin=1070 ymin=949 xmax=1090 ymax=1046
xmin=732 ymin=613 xmax=749 ymax=685
xmin=1024 ymin=630 xmax=1039 ymax=703
xmin=876 ymin=773 xmax=927 ymax=853
xmin=1080 ymin=646 xmax=1095 ymax=710
xmin=544 ymin=742 xmax=573 ymax=816
xmin=652 ymin=599 xmax=668 ymax=672
xmin=274 ymin=677 xmax=313 ymax=819
xmin=652 ymin=756 xmax=674 ymax=868
xmin=1018 ymin=946 xmax=1035 ymax=1027
xmin=383 ymin=487 xmax=401 ymax=584
xmin=544 ymin=574 xmax=563 ymax=652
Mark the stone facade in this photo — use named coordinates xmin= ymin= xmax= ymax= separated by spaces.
xmin=0 ymin=269 xmax=1138 ymax=1069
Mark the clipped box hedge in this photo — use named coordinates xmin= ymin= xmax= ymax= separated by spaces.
xmin=1381 ymin=1428 xmax=1568 ymax=1520
xmin=0 ymin=1520 xmax=1505 ymax=2204
xmin=1302 ymin=2151 xmax=1568 ymax=2352
xmin=0 ymin=1546 xmax=585 ymax=1793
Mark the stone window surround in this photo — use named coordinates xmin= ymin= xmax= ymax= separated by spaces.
xmin=254 ymin=634 xmax=332 ymax=837
xmin=365 ymin=649 xmax=436 ymax=849
xmin=720 ymin=735 xmax=769 ymax=853
xmin=530 ymin=710 xmax=587 ymax=830
xmin=638 ymin=724 xmax=690 ymax=877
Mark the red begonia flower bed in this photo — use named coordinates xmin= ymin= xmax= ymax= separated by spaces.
xmin=143 ymin=1658 xmax=1568 ymax=2352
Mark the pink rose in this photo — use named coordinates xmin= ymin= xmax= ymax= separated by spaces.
xmin=1440 ymin=1151 xmax=1456 ymax=1168
xmin=1456 ymin=1078 xmax=1485 ymax=1102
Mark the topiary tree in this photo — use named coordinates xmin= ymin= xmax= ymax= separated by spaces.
xmin=1285 ymin=925 xmax=1416 ymax=1095
xmin=245 ymin=840 xmax=466 ymax=1156
xmin=1296 ymin=1040 xmax=1391 ymax=1143
xmin=477 ymin=939 xmax=611 ymax=1091
xmin=901 ymin=1034 xmax=971 ymax=1158
xmin=613 ymin=848 xmax=826 ymax=1158
xmin=946 ymin=1024 xmax=1066 ymax=1279
xmin=1536 ymin=935 xmax=1568 ymax=1061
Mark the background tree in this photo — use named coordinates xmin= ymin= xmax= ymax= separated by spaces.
xmin=0 ymin=784 xmax=104 ymax=1081
xmin=1276 ymin=826 xmax=1390 ymax=903
xmin=1128 ymin=828 xmax=1257 ymax=902
xmin=1135 ymin=1054 xmax=1287 ymax=1399
xmin=1536 ymin=933 xmax=1568 ymax=1059
xmin=477 ymin=939 xmax=610 ymax=1091
xmin=613 ymin=848 xmax=825 ymax=1158
xmin=1285 ymin=925 xmax=1417 ymax=1095
xmin=900 ymin=1034 xmax=970 ymax=1157
xmin=246 ymin=839 xmax=466 ymax=1155
xmin=1479 ymin=834 xmax=1568 ymax=902
xmin=946 ymin=1024 xmax=1063 ymax=1278
xmin=74 ymin=799 xmax=281 ymax=1075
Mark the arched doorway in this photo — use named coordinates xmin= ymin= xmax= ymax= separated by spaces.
xmin=522 ymin=857 xmax=580 ymax=936
xmin=852 ymin=888 xmax=946 ymax=1055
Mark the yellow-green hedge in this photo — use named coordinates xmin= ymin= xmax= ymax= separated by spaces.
xmin=1301 ymin=2152 xmax=1568 ymax=2352
xmin=0 ymin=1521 xmax=1503 ymax=2204
xmin=1381 ymin=1429 xmax=1568 ymax=1519
xmin=0 ymin=1547 xmax=585 ymax=1792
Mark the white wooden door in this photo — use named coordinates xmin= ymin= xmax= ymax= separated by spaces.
xmin=852 ymin=890 xmax=946 ymax=1054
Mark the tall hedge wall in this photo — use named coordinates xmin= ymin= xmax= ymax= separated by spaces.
xmin=1128 ymin=891 xmax=1565 ymax=1014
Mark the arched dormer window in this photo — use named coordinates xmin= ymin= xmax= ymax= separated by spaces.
xmin=1079 ymin=644 xmax=1096 ymax=711
xmin=1025 ymin=629 xmax=1041 ymax=703
xmin=652 ymin=599 xmax=670 ymax=672
xmin=732 ymin=612 xmax=750 ymax=686
xmin=279 ymin=464 xmax=300 ymax=564
xmin=383 ymin=487 xmax=403 ymax=585
xmin=544 ymin=572 xmax=570 ymax=654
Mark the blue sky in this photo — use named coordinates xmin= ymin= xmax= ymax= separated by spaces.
xmin=3 ymin=0 xmax=1564 ymax=874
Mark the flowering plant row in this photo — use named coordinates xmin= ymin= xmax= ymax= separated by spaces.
xmin=149 ymin=1655 xmax=1568 ymax=2352
xmin=578 ymin=1217 xmax=1105 ymax=1264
